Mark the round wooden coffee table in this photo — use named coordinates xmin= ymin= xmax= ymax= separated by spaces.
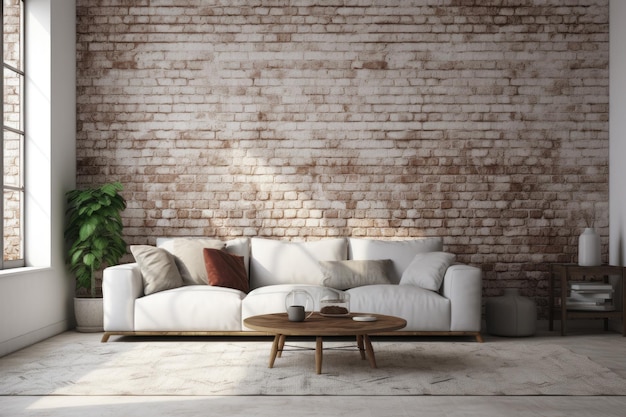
xmin=243 ymin=312 xmax=407 ymax=374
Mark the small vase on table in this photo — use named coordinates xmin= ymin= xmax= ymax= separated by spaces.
xmin=578 ymin=227 xmax=601 ymax=266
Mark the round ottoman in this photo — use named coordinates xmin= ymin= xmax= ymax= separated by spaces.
xmin=485 ymin=289 xmax=536 ymax=337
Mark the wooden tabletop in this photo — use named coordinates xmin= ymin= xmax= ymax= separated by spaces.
xmin=244 ymin=312 xmax=407 ymax=336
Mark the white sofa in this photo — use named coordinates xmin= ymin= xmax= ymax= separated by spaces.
xmin=101 ymin=236 xmax=483 ymax=342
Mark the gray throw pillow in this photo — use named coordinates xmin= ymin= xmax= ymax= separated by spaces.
xmin=131 ymin=245 xmax=184 ymax=295
xmin=319 ymin=259 xmax=393 ymax=290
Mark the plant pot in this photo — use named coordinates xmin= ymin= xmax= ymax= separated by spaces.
xmin=74 ymin=297 xmax=104 ymax=333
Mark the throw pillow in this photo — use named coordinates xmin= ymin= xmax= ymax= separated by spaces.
xmin=399 ymin=252 xmax=456 ymax=291
xmin=158 ymin=238 xmax=226 ymax=285
xmin=319 ymin=259 xmax=393 ymax=290
xmin=203 ymin=248 xmax=249 ymax=293
xmin=130 ymin=245 xmax=184 ymax=295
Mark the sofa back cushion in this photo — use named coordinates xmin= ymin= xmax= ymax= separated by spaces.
xmin=250 ymin=238 xmax=348 ymax=289
xmin=348 ymin=237 xmax=443 ymax=284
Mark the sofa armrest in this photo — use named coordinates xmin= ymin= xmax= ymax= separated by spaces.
xmin=102 ymin=263 xmax=144 ymax=331
xmin=441 ymin=264 xmax=482 ymax=332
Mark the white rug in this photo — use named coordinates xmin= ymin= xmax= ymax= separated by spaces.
xmin=1 ymin=332 xmax=625 ymax=396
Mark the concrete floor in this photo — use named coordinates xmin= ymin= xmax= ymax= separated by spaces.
xmin=1 ymin=321 xmax=625 ymax=417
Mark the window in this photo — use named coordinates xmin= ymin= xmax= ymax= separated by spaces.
xmin=2 ymin=0 xmax=24 ymax=269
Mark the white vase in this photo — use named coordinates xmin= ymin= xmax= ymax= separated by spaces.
xmin=578 ymin=228 xmax=601 ymax=266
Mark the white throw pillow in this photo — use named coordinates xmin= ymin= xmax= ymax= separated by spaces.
xmin=320 ymin=259 xmax=393 ymax=290
xmin=158 ymin=238 xmax=226 ymax=285
xmin=399 ymin=252 xmax=456 ymax=291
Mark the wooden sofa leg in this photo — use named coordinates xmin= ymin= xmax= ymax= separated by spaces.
xmin=475 ymin=333 xmax=484 ymax=343
xmin=101 ymin=332 xmax=111 ymax=343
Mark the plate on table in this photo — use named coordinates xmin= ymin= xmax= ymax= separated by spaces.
xmin=352 ymin=315 xmax=377 ymax=322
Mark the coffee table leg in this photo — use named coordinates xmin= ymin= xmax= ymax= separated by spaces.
xmin=269 ymin=334 xmax=281 ymax=368
xmin=363 ymin=335 xmax=377 ymax=368
xmin=277 ymin=334 xmax=286 ymax=358
xmin=356 ymin=335 xmax=366 ymax=360
xmin=315 ymin=336 xmax=323 ymax=374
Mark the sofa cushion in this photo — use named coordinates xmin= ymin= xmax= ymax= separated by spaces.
xmin=400 ymin=252 xmax=456 ymax=291
xmin=134 ymin=285 xmax=245 ymax=331
xmin=348 ymin=237 xmax=443 ymax=284
xmin=249 ymin=238 xmax=348 ymax=289
xmin=158 ymin=238 xmax=226 ymax=285
xmin=346 ymin=284 xmax=451 ymax=331
xmin=203 ymin=248 xmax=249 ymax=293
xmin=130 ymin=245 xmax=183 ymax=295
xmin=319 ymin=259 xmax=393 ymax=290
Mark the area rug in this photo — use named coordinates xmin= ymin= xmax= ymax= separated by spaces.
xmin=1 ymin=332 xmax=625 ymax=396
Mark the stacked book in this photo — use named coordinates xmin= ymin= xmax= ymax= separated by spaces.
xmin=567 ymin=281 xmax=615 ymax=311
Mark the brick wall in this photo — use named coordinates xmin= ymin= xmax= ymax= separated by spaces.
xmin=76 ymin=0 xmax=609 ymax=312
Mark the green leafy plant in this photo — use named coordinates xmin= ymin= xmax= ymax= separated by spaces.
xmin=64 ymin=182 xmax=127 ymax=297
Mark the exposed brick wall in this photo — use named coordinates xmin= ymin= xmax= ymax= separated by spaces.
xmin=76 ymin=0 xmax=609 ymax=314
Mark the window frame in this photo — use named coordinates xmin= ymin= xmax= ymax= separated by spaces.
xmin=1 ymin=0 xmax=25 ymax=269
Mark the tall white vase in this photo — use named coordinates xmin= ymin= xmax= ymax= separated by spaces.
xmin=578 ymin=227 xmax=601 ymax=266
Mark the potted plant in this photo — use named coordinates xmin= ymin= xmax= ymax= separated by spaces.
xmin=64 ymin=182 xmax=127 ymax=332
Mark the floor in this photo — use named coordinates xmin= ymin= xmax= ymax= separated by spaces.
xmin=1 ymin=320 xmax=625 ymax=417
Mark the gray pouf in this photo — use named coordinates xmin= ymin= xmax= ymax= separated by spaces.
xmin=486 ymin=289 xmax=536 ymax=337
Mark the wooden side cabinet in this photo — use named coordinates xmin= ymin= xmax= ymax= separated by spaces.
xmin=549 ymin=264 xmax=626 ymax=336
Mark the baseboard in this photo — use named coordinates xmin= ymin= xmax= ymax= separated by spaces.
xmin=0 ymin=320 xmax=69 ymax=357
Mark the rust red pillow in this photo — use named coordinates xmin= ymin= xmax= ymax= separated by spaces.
xmin=202 ymin=248 xmax=249 ymax=293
